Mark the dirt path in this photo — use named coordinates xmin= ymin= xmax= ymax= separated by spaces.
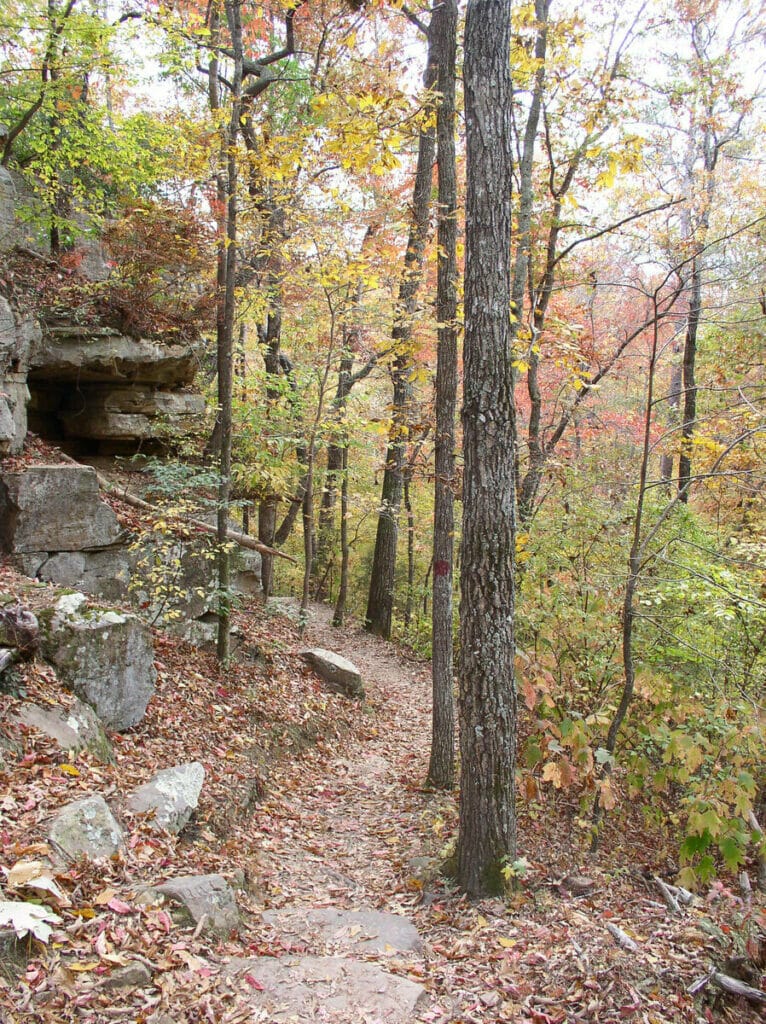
xmin=252 ymin=603 xmax=444 ymax=913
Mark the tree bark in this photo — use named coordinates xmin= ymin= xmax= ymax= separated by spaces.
xmin=428 ymin=0 xmax=458 ymax=791
xmin=365 ymin=40 xmax=437 ymax=639
xmin=457 ymin=0 xmax=517 ymax=897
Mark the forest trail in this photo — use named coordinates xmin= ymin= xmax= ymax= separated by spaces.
xmin=252 ymin=600 xmax=441 ymax=918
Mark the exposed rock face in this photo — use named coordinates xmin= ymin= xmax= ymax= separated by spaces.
xmin=0 ymin=295 xmax=35 ymax=456
xmin=48 ymin=795 xmax=125 ymax=861
xmin=126 ymin=762 xmax=204 ymax=833
xmin=226 ymin=956 xmax=427 ymax=1022
xmin=12 ymin=698 xmax=114 ymax=763
xmin=29 ymin=327 xmax=199 ymax=385
xmin=27 ymin=325 xmax=204 ymax=450
xmin=145 ymin=875 xmax=238 ymax=936
xmin=39 ymin=593 xmax=156 ymax=731
xmin=0 ymin=168 xmax=16 ymax=253
xmin=0 ymin=466 xmax=122 ymax=553
xmin=261 ymin=908 xmax=422 ymax=954
xmin=34 ymin=548 xmax=131 ymax=602
xmin=300 ymin=648 xmax=364 ymax=699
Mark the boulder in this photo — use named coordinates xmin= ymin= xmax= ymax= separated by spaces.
xmin=126 ymin=762 xmax=204 ymax=833
xmin=0 ymin=466 xmax=122 ymax=553
xmin=48 ymin=795 xmax=125 ymax=861
xmin=300 ymin=648 xmax=364 ymax=699
xmin=11 ymin=698 xmax=113 ymax=763
xmin=226 ymin=956 xmax=427 ymax=1022
xmin=260 ymin=907 xmax=422 ymax=955
xmin=39 ymin=593 xmax=156 ymax=731
xmin=145 ymin=874 xmax=238 ymax=936
xmin=59 ymin=388 xmax=205 ymax=442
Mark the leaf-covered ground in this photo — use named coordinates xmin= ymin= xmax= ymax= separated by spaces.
xmin=0 ymin=458 xmax=764 ymax=1022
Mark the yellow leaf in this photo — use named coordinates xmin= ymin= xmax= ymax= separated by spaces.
xmin=60 ymin=764 xmax=80 ymax=777
xmin=68 ymin=961 xmax=101 ymax=972
xmin=542 ymin=762 xmax=562 ymax=788
xmin=476 ymin=914 xmax=489 ymax=929
xmin=498 ymin=936 xmax=517 ymax=948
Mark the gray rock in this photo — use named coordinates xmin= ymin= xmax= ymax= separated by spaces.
xmin=126 ymin=762 xmax=204 ymax=833
xmin=261 ymin=907 xmax=422 ymax=954
xmin=48 ymin=795 xmax=125 ymax=862
xmin=11 ymin=698 xmax=113 ymax=763
xmin=29 ymin=327 xmax=200 ymax=386
xmin=100 ymin=962 xmax=153 ymax=990
xmin=151 ymin=874 xmax=238 ymax=936
xmin=226 ymin=956 xmax=427 ymax=1022
xmin=0 ymin=466 xmax=122 ymax=553
xmin=39 ymin=593 xmax=156 ymax=731
xmin=0 ymin=168 xmax=16 ymax=252
xmin=300 ymin=648 xmax=364 ymax=699
xmin=37 ymin=548 xmax=131 ymax=602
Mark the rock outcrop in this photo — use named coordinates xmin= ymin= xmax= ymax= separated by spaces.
xmin=27 ymin=326 xmax=203 ymax=451
xmin=39 ymin=592 xmax=156 ymax=731
xmin=0 ymin=466 xmax=123 ymax=553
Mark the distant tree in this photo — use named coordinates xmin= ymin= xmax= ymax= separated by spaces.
xmin=457 ymin=0 xmax=517 ymax=896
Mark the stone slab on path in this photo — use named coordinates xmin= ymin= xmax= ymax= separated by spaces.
xmin=227 ymin=955 xmax=427 ymax=1022
xmin=300 ymin=648 xmax=364 ymax=699
xmin=261 ymin=907 xmax=422 ymax=955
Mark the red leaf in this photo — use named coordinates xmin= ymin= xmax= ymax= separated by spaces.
xmin=244 ymin=973 xmax=265 ymax=991
xmin=107 ymin=897 xmax=134 ymax=915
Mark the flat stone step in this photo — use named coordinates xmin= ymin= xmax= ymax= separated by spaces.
xmin=226 ymin=955 xmax=427 ymax=1022
xmin=261 ymin=907 xmax=422 ymax=954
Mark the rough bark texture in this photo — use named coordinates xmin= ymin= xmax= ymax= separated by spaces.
xmin=457 ymin=0 xmax=517 ymax=897
xmin=365 ymin=46 xmax=437 ymax=639
xmin=428 ymin=0 xmax=459 ymax=791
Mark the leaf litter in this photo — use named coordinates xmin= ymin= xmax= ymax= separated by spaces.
xmin=0 ymin=493 xmax=764 ymax=1022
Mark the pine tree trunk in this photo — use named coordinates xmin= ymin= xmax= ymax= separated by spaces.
xmin=457 ymin=0 xmax=517 ymax=897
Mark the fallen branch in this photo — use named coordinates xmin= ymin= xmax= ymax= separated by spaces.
xmin=653 ymin=875 xmax=681 ymax=913
xmin=605 ymin=922 xmax=639 ymax=952
xmin=689 ymin=968 xmax=766 ymax=1004
xmin=58 ymin=455 xmax=296 ymax=563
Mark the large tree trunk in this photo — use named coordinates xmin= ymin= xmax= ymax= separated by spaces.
xmin=258 ymin=293 xmax=283 ymax=598
xmin=427 ymin=0 xmax=459 ymax=791
xmin=365 ymin=44 xmax=437 ymax=639
xmin=457 ymin=0 xmax=517 ymax=897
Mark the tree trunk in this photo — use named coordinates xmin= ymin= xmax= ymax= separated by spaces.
xmin=678 ymin=257 xmax=701 ymax=501
xmin=428 ymin=0 xmax=458 ymax=791
xmin=365 ymin=42 xmax=437 ymax=639
xmin=332 ymin=444 xmax=350 ymax=627
xmin=659 ymin=340 xmax=683 ymax=485
xmin=216 ymin=0 xmax=244 ymax=666
xmin=258 ymin=292 xmax=283 ymax=598
xmin=457 ymin=0 xmax=517 ymax=897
